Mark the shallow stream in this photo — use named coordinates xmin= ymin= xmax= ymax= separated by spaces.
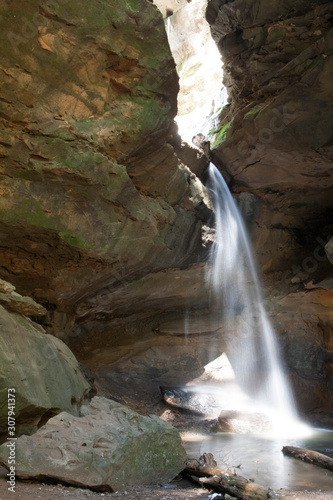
xmin=182 ymin=428 xmax=333 ymax=491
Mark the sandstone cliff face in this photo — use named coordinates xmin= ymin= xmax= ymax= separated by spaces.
xmin=0 ymin=0 xmax=209 ymax=312
xmin=207 ymin=0 xmax=333 ymax=263
xmin=0 ymin=0 xmax=212 ymax=427
xmin=206 ymin=0 xmax=333 ymax=418
xmin=1 ymin=0 xmax=332 ymax=426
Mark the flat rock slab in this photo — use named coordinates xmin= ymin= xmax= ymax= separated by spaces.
xmin=0 ymin=397 xmax=187 ymax=492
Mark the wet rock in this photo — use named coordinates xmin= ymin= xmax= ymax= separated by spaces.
xmin=216 ymin=410 xmax=272 ymax=434
xmin=0 ymin=397 xmax=187 ymax=491
xmin=161 ymin=386 xmax=210 ymax=414
xmin=273 ymin=290 xmax=333 ymax=417
xmin=0 ymin=306 xmax=90 ymax=440
xmin=153 ymin=0 xmax=190 ymax=18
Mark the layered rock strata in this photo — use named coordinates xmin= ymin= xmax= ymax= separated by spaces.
xmin=0 ymin=0 xmax=209 ymax=312
xmin=206 ymin=0 xmax=333 ymax=418
xmin=0 ymin=0 xmax=214 ymax=438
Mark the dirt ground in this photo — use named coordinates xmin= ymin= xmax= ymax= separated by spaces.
xmin=0 ymin=466 xmax=332 ymax=500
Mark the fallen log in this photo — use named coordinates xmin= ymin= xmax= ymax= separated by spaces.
xmin=282 ymin=445 xmax=333 ymax=472
xmin=185 ymin=453 xmax=281 ymax=499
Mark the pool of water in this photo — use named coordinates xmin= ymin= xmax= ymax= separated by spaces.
xmin=182 ymin=428 xmax=333 ymax=491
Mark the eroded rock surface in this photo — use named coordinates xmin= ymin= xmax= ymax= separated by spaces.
xmin=0 ymin=397 xmax=187 ymax=491
xmin=206 ymin=0 xmax=333 ymax=269
xmin=0 ymin=0 xmax=209 ymax=312
xmin=0 ymin=0 xmax=332 ymax=431
xmin=0 ymin=0 xmax=213 ymax=422
xmin=0 ymin=279 xmax=46 ymax=316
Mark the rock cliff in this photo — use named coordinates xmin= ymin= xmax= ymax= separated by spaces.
xmin=0 ymin=0 xmax=210 ymax=433
xmin=0 ymin=0 xmax=332 ymax=430
xmin=206 ymin=0 xmax=333 ymax=419
xmin=0 ymin=0 xmax=209 ymax=309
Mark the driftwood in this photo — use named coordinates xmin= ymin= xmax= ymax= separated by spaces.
xmin=282 ymin=445 xmax=333 ymax=472
xmin=185 ymin=453 xmax=281 ymax=499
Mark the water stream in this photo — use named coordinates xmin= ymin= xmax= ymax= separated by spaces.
xmin=182 ymin=428 xmax=333 ymax=491
xmin=181 ymin=163 xmax=333 ymax=491
xmin=163 ymin=4 xmax=332 ymax=490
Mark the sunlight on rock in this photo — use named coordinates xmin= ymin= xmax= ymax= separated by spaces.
xmin=187 ymin=352 xmax=236 ymax=385
xmin=163 ymin=0 xmax=225 ymax=143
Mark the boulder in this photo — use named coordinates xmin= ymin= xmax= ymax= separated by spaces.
xmin=0 ymin=397 xmax=187 ymax=491
xmin=161 ymin=386 xmax=214 ymax=415
xmin=0 ymin=305 xmax=90 ymax=440
xmin=216 ymin=410 xmax=272 ymax=434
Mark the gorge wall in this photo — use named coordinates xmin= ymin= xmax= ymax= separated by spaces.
xmin=0 ymin=0 xmax=332 ymax=432
xmin=0 ymin=0 xmax=210 ymax=434
xmin=206 ymin=0 xmax=333 ymax=421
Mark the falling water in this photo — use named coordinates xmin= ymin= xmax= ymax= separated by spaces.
xmin=206 ymin=162 xmax=300 ymax=430
xmin=166 ymin=16 xmax=171 ymax=37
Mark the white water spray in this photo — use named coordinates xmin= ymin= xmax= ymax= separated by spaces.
xmin=206 ymin=162 xmax=305 ymax=433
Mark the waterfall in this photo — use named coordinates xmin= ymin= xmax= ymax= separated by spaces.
xmin=166 ymin=16 xmax=171 ymax=38
xmin=206 ymin=162 xmax=300 ymax=430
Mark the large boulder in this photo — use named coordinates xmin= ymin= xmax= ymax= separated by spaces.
xmin=0 ymin=305 xmax=90 ymax=441
xmin=0 ymin=397 xmax=187 ymax=491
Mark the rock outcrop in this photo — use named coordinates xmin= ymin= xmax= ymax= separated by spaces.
xmin=0 ymin=278 xmax=46 ymax=316
xmin=206 ymin=0 xmax=333 ymax=267
xmin=0 ymin=397 xmax=187 ymax=491
xmin=206 ymin=0 xmax=333 ymax=418
xmin=216 ymin=410 xmax=272 ymax=434
xmin=0 ymin=0 xmax=209 ymax=311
